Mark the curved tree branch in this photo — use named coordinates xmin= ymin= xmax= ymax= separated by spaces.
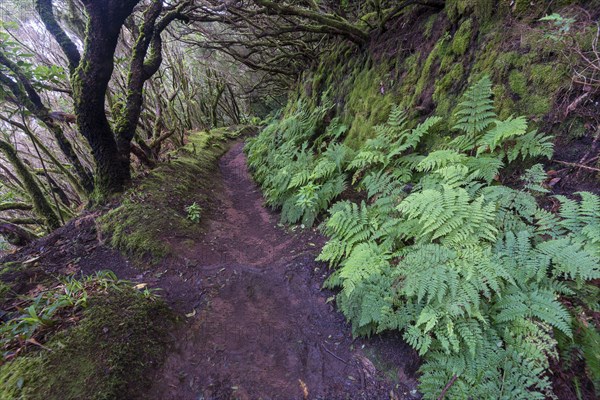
xmin=35 ymin=0 xmax=82 ymax=73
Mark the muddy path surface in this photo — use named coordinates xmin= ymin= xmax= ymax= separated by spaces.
xmin=145 ymin=142 xmax=420 ymax=400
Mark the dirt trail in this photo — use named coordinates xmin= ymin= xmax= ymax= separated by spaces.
xmin=145 ymin=142 xmax=420 ymax=400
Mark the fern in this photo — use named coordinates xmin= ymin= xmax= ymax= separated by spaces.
xmin=555 ymin=192 xmax=600 ymax=255
xmin=453 ymin=75 xmax=496 ymax=136
xmin=465 ymin=155 xmax=504 ymax=183
xmin=521 ymin=164 xmax=549 ymax=194
xmin=537 ymin=238 xmax=600 ymax=282
xmin=397 ymin=185 xmax=497 ymax=246
xmin=349 ymin=111 xmax=439 ymax=180
xmin=494 ymin=287 xmax=572 ymax=337
xmin=248 ymin=78 xmax=600 ymax=400
xmin=390 ymin=115 xmax=442 ymax=158
xmin=476 ymin=116 xmax=528 ymax=155
xmin=416 ymin=150 xmax=467 ymax=172
xmin=317 ymin=200 xmax=379 ymax=266
xmin=337 ymin=242 xmax=390 ymax=296
xmin=507 ymin=129 xmax=554 ymax=162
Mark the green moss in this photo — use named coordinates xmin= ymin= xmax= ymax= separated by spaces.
xmin=412 ymin=34 xmax=449 ymax=106
xmin=492 ymin=84 xmax=515 ymax=120
xmin=99 ymin=126 xmax=246 ymax=264
xmin=445 ymin=0 xmax=495 ymax=22
xmin=423 ymin=14 xmax=438 ymax=40
xmin=0 ymin=281 xmax=10 ymax=303
xmin=433 ymin=63 xmax=464 ymax=118
xmin=276 ymin=1 xmax=576 ymax=157
xmin=508 ymin=69 xmax=527 ymax=97
xmin=451 ymin=19 xmax=473 ymax=56
xmin=0 ymin=288 xmax=172 ymax=400
xmin=513 ymin=0 xmax=530 ymax=15
xmin=527 ymin=94 xmax=552 ymax=115
xmin=343 ymin=63 xmax=395 ymax=148
xmin=529 ymin=63 xmax=567 ymax=92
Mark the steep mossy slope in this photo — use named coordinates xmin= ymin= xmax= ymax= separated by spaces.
xmin=297 ymin=0 xmax=599 ymax=175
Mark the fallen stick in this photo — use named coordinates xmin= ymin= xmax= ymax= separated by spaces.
xmin=437 ymin=374 xmax=458 ymax=400
xmin=554 ymin=160 xmax=600 ymax=172
xmin=320 ymin=343 xmax=349 ymax=364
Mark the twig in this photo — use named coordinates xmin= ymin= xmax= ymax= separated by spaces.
xmin=320 ymin=343 xmax=349 ymax=364
xmin=554 ymin=160 xmax=600 ymax=172
xmin=437 ymin=374 xmax=458 ymax=400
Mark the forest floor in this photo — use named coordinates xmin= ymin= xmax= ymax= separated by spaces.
xmin=1 ymin=141 xmax=422 ymax=400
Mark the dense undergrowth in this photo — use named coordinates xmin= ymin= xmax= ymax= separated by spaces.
xmin=246 ymin=77 xmax=600 ymax=399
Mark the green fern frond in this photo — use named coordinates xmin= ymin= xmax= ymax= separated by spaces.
xmin=397 ymin=185 xmax=497 ymax=246
xmin=323 ymin=117 xmax=348 ymax=140
xmin=416 ymin=150 xmax=467 ymax=172
xmin=495 ymin=286 xmax=572 ymax=337
xmin=317 ymin=200 xmax=378 ymax=266
xmin=453 ymin=75 xmax=496 ymax=136
xmin=507 ymin=130 xmax=554 ymax=162
xmin=537 ymin=238 xmax=600 ymax=282
xmin=521 ymin=164 xmax=549 ymax=194
xmin=393 ymin=116 xmax=442 ymax=156
xmin=476 ymin=116 xmax=528 ymax=155
xmin=387 ymin=105 xmax=408 ymax=129
xmin=361 ymin=169 xmax=409 ymax=199
xmin=465 ymin=155 xmax=504 ymax=183
xmin=338 ymin=242 xmax=390 ymax=296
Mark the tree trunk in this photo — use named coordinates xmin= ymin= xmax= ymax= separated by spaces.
xmin=0 ymin=139 xmax=61 ymax=230
xmin=37 ymin=0 xmax=187 ymax=198
xmin=0 ymin=54 xmax=94 ymax=195
xmin=0 ymin=220 xmax=37 ymax=246
xmin=71 ymin=0 xmax=140 ymax=197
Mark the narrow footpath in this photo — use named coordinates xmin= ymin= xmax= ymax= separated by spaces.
xmin=145 ymin=142 xmax=421 ymax=400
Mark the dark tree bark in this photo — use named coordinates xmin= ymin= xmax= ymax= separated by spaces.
xmin=113 ymin=0 xmax=187 ymax=176
xmin=0 ymin=220 xmax=37 ymax=246
xmin=0 ymin=202 xmax=33 ymax=212
xmin=70 ymin=0 xmax=141 ymax=197
xmin=252 ymin=0 xmax=370 ymax=44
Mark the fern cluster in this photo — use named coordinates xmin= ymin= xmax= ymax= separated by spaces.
xmin=247 ymin=78 xmax=600 ymax=398
xmin=246 ymin=100 xmax=352 ymax=226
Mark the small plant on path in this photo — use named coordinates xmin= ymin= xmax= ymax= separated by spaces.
xmin=185 ymin=202 xmax=202 ymax=223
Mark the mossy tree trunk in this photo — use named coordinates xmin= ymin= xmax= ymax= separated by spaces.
xmin=252 ymin=0 xmax=370 ymax=44
xmin=36 ymin=0 xmax=190 ymax=198
xmin=0 ymin=220 xmax=37 ymax=246
xmin=0 ymin=139 xmax=60 ymax=230
xmin=67 ymin=0 xmax=141 ymax=197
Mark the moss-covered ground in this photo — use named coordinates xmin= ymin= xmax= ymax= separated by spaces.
xmin=0 ymin=286 xmax=171 ymax=400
